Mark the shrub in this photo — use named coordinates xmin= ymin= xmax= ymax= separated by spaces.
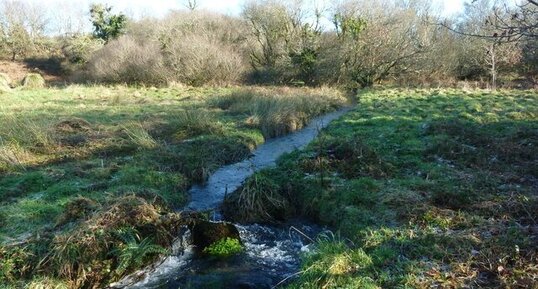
xmin=163 ymin=34 xmax=246 ymax=86
xmin=21 ymin=73 xmax=45 ymax=89
xmin=323 ymin=136 xmax=393 ymax=179
xmin=84 ymin=10 xmax=249 ymax=86
xmin=242 ymin=1 xmax=320 ymax=85
xmin=86 ymin=35 xmax=168 ymax=85
xmin=61 ymin=35 xmax=104 ymax=69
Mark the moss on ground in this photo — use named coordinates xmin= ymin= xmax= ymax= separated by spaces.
xmin=203 ymin=237 xmax=243 ymax=258
xmin=224 ymin=88 xmax=538 ymax=288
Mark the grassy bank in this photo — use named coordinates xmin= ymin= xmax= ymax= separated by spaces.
xmin=0 ymin=85 xmax=347 ymax=287
xmin=223 ymin=88 xmax=538 ymax=288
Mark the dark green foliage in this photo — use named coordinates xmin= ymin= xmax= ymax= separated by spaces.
xmin=0 ymin=246 xmax=33 ymax=282
xmin=188 ymin=221 xmax=241 ymax=254
xmin=290 ymin=48 xmax=318 ymax=85
xmin=90 ymin=4 xmax=128 ymax=42
xmin=111 ymin=228 xmax=168 ymax=276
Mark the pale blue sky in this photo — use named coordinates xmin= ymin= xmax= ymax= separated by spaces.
xmin=20 ymin=0 xmax=467 ymax=17
xmin=13 ymin=0 xmax=468 ymax=34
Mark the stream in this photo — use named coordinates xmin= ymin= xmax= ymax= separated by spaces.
xmin=110 ymin=107 xmax=352 ymax=289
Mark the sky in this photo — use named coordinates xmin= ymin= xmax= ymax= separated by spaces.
xmin=19 ymin=0 xmax=467 ymax=17
xmin=12 ymin=0 xmax=467 ymax=34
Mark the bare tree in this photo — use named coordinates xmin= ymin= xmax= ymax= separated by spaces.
xmin=440 ymin=0 xmax=526 ymax=88
xmin=184 ymin=0 xmax=199 ymax=11
xmin=242 ymin=0 xmax=323 ymax=83
xmin=318 ymin=0 xmax=432 ymax=88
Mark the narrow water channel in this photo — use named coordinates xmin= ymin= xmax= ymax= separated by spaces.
xmin=111 ymin=107 xmax=352 ymax=289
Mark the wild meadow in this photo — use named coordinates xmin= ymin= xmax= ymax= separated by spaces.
xmin=224 ymin=88 xmax=538 ymax=288
xmin=1 ymin=0 xmax=537 ymax=287
xmin=1 ymin=85 xmax=536 ymax=288
xmin=0 ymin=85 xmax=347 ymax=287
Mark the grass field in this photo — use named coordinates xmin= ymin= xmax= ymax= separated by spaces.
xmin=224 ymin=88 xmax=538 ymax=288
xmin=0 ymin=85 xmax=347 ymax=287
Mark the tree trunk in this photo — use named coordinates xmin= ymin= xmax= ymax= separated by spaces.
xmin=490 ymin=43 xmax=497 ymax=90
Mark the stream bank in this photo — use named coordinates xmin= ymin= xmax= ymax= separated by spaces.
xmin=111 ymin=106 xmax=353 ymax=289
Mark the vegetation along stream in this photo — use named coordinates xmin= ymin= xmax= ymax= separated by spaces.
xmin=110 ymin=107 xmax=353 ymax=289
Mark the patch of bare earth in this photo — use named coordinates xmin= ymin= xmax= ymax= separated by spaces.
xmin=0 ymin=60 xmax=63 ymax=84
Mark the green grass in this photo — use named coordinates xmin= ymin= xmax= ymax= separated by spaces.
xmin=0 ymin=84 xmax=347 ymax=287
xmin=224 ymin=88 xmax=538 ymax=288
xmin=212 ymin=86 xmax=348 ymax=138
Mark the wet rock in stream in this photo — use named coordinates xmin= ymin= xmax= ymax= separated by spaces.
xmin=189 ymin=220 xmax=241 ymax=252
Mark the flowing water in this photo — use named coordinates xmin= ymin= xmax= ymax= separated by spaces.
xmin=111 ymin=107 xmax=352 ymax=289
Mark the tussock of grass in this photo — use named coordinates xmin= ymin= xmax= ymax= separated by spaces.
xmin=0 ymin=143 xmax=34 ymax=172
xmin=55 ymin=196 xmax=100 ymax=226
xmin=0 ymin=116 xmax=54 ymax=171
xmin=0 ymin=115 xmax=54 ymax=150
xmin=0 ymin=73 xmax=11 ymax=92
xmin=55 ymin=118 xmax=92 ymax=134
xmin=223 ymin=171 xmax=292 ymax=223
xmin=213 ymin=86 xmax=348 ymax=138
xmin=173 ymin=135 xmax=255 ymax=182
xmin=121 ymin=122 xmax=158 ymax=149
xmin=21 ymin=73 xmax=45 ymax=89
xmin=172 ymin=110 xmax=224 ymax=140
xmin=301 ymin=136 xmax=394 ymax=179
